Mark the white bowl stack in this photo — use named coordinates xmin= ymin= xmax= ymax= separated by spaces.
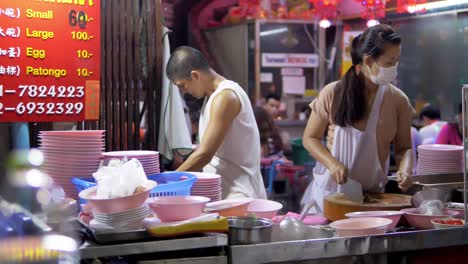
xmin=102 ymin=150 xmax=160 ymax=175
xmin=91 ymin=204 xmax=151 ymax=230
xmin=416 ymin=144 xmax=463 ymax=175
xmin=39 ymin=130 xmax=105 ymax=199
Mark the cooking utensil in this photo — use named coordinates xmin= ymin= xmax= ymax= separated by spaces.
xmin=339 ymin=179 xmax=363 ymax=203
xmin=228 ymin=216 xmax=272 ymax=245
xmin=411 ymin=188 xmax=451 ymax=207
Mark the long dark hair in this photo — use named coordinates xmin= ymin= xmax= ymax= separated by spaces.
xmin=253 ymin=107 xmax=283 ymax=155
xmin=333 ymin=24 xmax=401 ymax=126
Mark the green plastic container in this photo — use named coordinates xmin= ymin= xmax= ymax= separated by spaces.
xmin=290 ymin=138 xmax=314 ymax=166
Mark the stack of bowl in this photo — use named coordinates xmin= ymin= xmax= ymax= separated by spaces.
xmin=78 ymin=180 xmax=156 ymax=230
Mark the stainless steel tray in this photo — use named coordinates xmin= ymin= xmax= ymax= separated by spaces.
xmin=78 ymin=220 xmax=152 ymax=244
xmin=389 ymin=173 xmax=463 ymax=190
xmin=388 ymin=173 xmax=464 ymax=201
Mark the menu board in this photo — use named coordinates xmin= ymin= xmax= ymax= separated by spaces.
xmin=0 ymin=0 xmax=100 ymax=122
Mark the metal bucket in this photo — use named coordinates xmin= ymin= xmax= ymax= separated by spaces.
xmin=228 ymin=217 xmax=272 ymax=245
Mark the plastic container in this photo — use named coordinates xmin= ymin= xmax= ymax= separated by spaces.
xmin=72 ymin=171 xmax=197 ymax=204
xmin=431 ymin=218 xmax=465 ymax=229
xmin=79 ymin=181 xmax=157 ymax=214
xmin=205 ymin=198 xmax=253 ymax=217
xmin=330 ymin=217 xmax=392 ymax=237
xmin=247 ymin=199 xmax=283 ymax=219
xmin=147 ymin=196 xmax=210 ymax=222
xmin=401 ymin=208 xmax=460 ymax=229
xmin=290 ymin=138 xmax=314 ymax=166
xmin=345 ymin=211 xmax=404 ymax=231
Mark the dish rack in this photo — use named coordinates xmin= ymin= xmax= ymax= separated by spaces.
xmin=72 ymin=172 xmax=197 ymax=204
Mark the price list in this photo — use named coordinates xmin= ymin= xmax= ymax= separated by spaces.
xmin=0 ymin=0 xmax=100 ymax=122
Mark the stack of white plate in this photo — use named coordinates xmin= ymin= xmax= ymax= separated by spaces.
xmin=417 ymin=144 xmax=463 ymax=175
xmin=189 ymin=172 xmax=222 ymax=202
xmin=102 ymin=151 xmax=160 ymax=175
xmin=39 ymin=130 xmax=105 ymax=199
xmin=92 ymin=204 xmax=151 ymax=230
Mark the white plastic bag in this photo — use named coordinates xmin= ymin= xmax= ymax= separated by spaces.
xmin=418 ymin=200 xmax=444 ymax=215
xmin=92 ymin=158 xmax=152 ymax=199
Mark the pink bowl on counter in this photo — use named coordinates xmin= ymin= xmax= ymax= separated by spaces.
xmin=444 ymin=203 xmax=466 ymax=219
xmin=205 ymin=198 xmax=253 ymax=217
xmin=147 ymin=196 xmax=210 ymax=222
xmin=345 ymin=211 xmax=404 ymax=231
xmin=247 ymin=199 xmax=283 ymax=219
xmin=78 ymin=180 xmax=156 ymax=214
xmin=330 ymin=217 xmax=392 ymax=237
xmin=401 ymin=208 xmax=460 ymax=230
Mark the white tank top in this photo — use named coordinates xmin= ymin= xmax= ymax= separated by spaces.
xmin=199 ymin=80 xmax=267 ymax=199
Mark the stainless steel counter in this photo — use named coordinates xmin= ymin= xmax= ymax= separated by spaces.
xmin=80 ymin=233 xmax=228 ymax=259
xmin=230 ymin=227 xmax=468 ymax=264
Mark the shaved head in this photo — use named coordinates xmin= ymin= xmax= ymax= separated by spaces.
xmin=166 ymin=46 xmax=211 ymax=81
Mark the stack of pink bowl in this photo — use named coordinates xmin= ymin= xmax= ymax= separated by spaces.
xmin=39 ymin=130 xmax=105 ymax=199
xmin=79 ymin=181 xmax=156 ymax=230
xmin=189 ymin=172 xmax=222 ymax=202
xmin=417 ymin=144 xmax=463 ymax=175
xmin=102 ymin=151 xmax=160 ymax=175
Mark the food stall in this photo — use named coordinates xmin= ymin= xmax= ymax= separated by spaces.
xmin=1 ymin=0 xmax=468 ymax=263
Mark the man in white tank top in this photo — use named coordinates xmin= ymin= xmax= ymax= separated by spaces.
xmin=166 ymin=46 xmax=267 ymax=199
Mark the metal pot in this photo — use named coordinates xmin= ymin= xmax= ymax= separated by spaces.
xmin=228 ymin=217 xmax=272 ymax=245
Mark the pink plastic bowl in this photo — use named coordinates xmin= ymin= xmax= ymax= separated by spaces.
xmin=205 ymin=198 xmax=253 ymax=217
xmin=247 ymin=199 xmax=283 ymax=219
xmin=345 ymin=211 xmax=404 ymax=231
xmin=401 ymin=208 xmax=460 ymax=230
xmin=147 ymin=196 xmax=210 ymax=222
xmin=78 ymin=180 xmax=156 ymax=214
xmin=444 ymin=203 xmax=466 ymax=219
xmin=330 ymin=217 xmax=392 ymax=237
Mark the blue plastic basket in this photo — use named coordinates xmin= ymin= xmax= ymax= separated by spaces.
xmin=72 ymin=171 xmax=197 ymax=204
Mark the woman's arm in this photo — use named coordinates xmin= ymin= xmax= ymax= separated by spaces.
xmin=303 ymin=82 xmax=347 ymax=184
xmin=394 ymin=95 xmax=414 ymax=191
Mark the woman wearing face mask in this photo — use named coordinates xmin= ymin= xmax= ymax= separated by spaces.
xmin=301 ymin=24 xmax=414 ymax=213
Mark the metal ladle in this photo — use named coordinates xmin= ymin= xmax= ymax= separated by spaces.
xmin=279 ymin=200 xmax=334 ymax=240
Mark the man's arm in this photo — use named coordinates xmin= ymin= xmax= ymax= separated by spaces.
xmin=176 ymin=89 xmax=241 ymax=172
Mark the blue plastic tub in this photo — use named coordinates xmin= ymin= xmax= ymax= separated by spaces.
xmin=72 ymin=171 xmax=197 ymax=204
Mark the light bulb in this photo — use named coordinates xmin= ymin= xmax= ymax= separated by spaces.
xmin=319 ymin=19 xmax=332 ymax=28
xmin=367 ymin=19 xmax=380 ymax=27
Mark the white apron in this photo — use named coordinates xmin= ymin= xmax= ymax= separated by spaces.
xmin=302 ymin=84 xmax=389 ymax=213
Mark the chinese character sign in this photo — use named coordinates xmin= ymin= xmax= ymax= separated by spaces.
xmin=0 ymin=0 xmax=100 ymax=122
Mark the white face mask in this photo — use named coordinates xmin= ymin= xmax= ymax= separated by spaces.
xmin=367 ymin=61 xmax=398 ymax=85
